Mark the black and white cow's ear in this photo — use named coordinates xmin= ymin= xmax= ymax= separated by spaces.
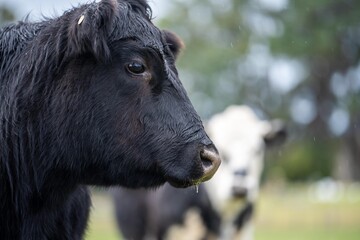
xmin=67 ymin=0 xmax=118 ymax=61
xmin=263 ymin=120 xmax=287 ymax=147
xmin=163 ymin=30 xmax=185 ymax=60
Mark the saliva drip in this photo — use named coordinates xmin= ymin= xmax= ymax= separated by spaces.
xmin=195 ymin=184 xmax=199 ymax=194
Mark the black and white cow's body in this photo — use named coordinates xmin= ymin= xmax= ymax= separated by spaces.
xmin=112 ymin=183 xmax=221 ymax=240
xmin=113 ymin=105 xmax=285 ymax=240
xmin=0 ymin=0 xmax=221 ymax=239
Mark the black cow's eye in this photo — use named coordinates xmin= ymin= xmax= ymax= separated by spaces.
xmin=126 ymin=62 xmax=145 ymax=75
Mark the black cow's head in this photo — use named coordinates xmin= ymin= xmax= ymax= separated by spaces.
xmin=9 ymin=0 xmax=220 ymax=189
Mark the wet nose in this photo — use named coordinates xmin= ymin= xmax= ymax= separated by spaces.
xmin=199 ymin=145 xmax=221 ymax=182
xmin=232 ymin=185 xmax=248 ymax=198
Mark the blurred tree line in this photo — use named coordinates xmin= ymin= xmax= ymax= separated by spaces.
xmin=155 ymin=0 xmax=360 ymax=182
xmin=0 ymin=4 xmax=15 ymax=24
xmin=1 ymin=0 xmax=359 ymax=182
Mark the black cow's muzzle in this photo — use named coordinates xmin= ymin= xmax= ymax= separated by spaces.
xmin=167 ymin=143 xmax=221 ymax=188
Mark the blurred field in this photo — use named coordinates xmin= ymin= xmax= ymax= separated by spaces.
xmin=85 ymin=184 xmax=360 ymax=240
xmin=255 ymin=183 xmax=360 ymax=240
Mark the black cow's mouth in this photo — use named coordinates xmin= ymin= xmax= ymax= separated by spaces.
xmin=167 ymin=179 xmax=193 ymax=188
xmin=165 ymin=165 xmax=218 ymax=188
xmin=166 ymin=177 xmax=203 ymax=188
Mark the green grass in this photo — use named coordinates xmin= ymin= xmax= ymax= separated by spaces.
xmin=255 ymin=184 xmax=360 ymax=240
xmin=85 ymin=192 xmax=121 ymax=240
xmin=85 ymin=184 xmax=360 ymax=240
xmin=256 ymin=228 xmax=360 ymax=240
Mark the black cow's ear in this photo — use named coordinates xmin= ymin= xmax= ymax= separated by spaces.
xmin=67 ymin=0 xmax=118 ymax=61
xmin=163 ymin=30 xmax=185 ymax=60
xmin=263 ymin=120 xmax=287 ymax=147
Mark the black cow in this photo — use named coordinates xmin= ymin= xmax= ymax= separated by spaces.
xmin=0 ymin=0 xmax=221 ymax=239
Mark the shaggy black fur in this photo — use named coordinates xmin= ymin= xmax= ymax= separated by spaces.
xmin=0 ymin=0 xmax=217 ymax=239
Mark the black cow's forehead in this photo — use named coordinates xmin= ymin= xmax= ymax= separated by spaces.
xmin=109 ymin=2 xmax=165 ymax=54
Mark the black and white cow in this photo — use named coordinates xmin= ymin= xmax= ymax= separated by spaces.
xmin=204 ymin=105 xmax=285 ymax=239
xmin=112 ymin=105 xmax=286 ymax=240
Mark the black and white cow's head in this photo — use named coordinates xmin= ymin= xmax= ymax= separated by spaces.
xmin=205 ymin=106 xmax=286 ymax=208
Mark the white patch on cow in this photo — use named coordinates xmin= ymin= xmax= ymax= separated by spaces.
xmin=165 ymin=209 xmax=207 ymax=240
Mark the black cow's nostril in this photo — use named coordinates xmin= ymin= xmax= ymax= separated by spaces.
xmin=199 ymin=145 xmax=221 ymax=182
xmin=201 ymin=157 xmax=212 ymax=169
